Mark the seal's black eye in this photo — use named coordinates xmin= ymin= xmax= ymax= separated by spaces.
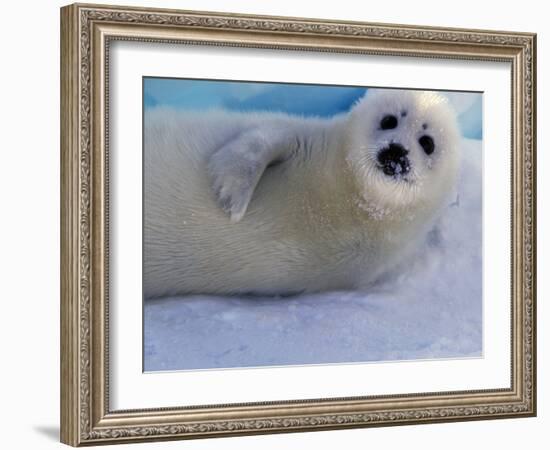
xmin=419 ymin=135 xmax=435 ymax=155
xmin=380 ymin=115 xmax=398 ymax=130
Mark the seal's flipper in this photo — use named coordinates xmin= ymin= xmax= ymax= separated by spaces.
xmin=208 ymin=147 xmax=262 ymax=222
xmin=207 ymin=128 xmax=292 ymax=222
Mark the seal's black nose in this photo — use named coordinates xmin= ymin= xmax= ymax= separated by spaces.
xmin=377 ymin=144 xmax=410 ymax=176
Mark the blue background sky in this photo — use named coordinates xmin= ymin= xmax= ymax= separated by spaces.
xmin=144 ymin=78 xmax=482 ymax=139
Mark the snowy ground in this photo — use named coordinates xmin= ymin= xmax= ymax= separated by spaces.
xmin=144 ymin=138 xmax=482 ymax=372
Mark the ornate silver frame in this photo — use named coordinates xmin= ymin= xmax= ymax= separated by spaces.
xmin=60 ymin=2 xmax=536 ymax=446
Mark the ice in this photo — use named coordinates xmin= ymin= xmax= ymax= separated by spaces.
xmin=144 ymin=138 xmax=483 ymax=372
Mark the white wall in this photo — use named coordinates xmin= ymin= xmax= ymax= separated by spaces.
xmin=0 ymin=0 xmax=546 ymax=448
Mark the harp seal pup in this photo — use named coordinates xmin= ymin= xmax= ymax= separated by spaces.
xmin=144 ymin=89 xmax=460 ymax=299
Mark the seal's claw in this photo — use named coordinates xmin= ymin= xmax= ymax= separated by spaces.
xmin=208 ymin=148 xmax=260 ymax=222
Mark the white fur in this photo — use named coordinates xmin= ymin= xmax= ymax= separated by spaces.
xmin=144 ymin=89 xmax=460 ymax=298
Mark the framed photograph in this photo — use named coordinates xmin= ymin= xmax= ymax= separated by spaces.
xmin=60 ymin=3 xmax=537 ymax=446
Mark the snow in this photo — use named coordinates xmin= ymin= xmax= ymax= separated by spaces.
xmin=144 ymin=138 xmax=482 ymax=372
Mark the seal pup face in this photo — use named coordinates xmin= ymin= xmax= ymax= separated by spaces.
xmin=346 ymin=89 xmax=460 ymax=218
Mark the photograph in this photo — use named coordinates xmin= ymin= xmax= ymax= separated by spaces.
xmin=143 ymin=78 xmax=483 ymax=372
xmin=1 ymin=0 xmax=545 ymax=447
xmin=59 ymin=3 xmax=536 ymax=445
